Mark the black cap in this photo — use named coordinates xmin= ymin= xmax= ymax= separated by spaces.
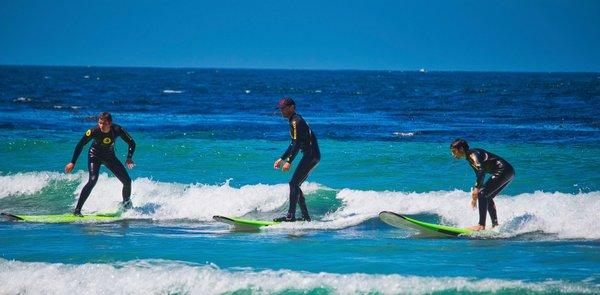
xmin=276 ymin=97 xmax=295 ymax=109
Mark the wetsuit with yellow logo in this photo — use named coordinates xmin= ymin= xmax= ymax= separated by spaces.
xmin=278 ymin=113 xmax=320 ymax=221
xmin=70 ymin=124 xmax=136 ymax=214
xmin=466 ymin=148 xmax=515 ymax=227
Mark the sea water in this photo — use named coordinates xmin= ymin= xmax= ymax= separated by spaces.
xmin=1 ymin=66 xmax=599 ymax=294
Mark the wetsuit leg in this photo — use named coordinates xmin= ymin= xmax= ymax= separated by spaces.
xmin=103 ymin=155 xmax=132 ymax=203
xmin=74 ymin=156 xmax=102 ymax=213
xmin=487 ymin=199 xmax=498 ymax=227
xmin=477 ymin=167 xmax=515 ymax=227
xmin=287 ymin=153 xmax=320 ymax=219
xmin=297 ymin=190 xmax=309 ymax=220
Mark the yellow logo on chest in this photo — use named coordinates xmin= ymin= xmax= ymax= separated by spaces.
xmin=102 ymin=137 xmax=112 ymax=144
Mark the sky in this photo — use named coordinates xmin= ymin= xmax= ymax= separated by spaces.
xmin=1 ymin=0 xmax=599 ymax=72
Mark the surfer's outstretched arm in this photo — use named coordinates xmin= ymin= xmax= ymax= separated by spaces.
xmin=65 ymin=129 xmax=94 ymax=173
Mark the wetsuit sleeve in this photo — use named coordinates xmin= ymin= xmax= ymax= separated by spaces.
xmin=280 ymin=118 xmax=308 ymax=163
xmin=468 ymin=152 xmax=485 ymax=188
xmin=116 ymin=126 xmax=136 ymax=159
xmin=70 ymin=129 xmax=94 ymax=164
xmin=280 ymin=142 xmax=294 ymax=162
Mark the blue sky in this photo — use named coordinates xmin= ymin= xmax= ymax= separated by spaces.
xmin=1 ymin=0 xmax=599 ymax=71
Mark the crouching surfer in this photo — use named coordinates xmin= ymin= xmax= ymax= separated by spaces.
xmin=450 ymin=139 xmax=515 ymax=231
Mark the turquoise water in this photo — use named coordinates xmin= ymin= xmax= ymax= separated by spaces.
xmin=1 ymin=67 xmax=599 ymax=294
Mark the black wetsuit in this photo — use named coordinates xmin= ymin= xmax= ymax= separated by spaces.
xmin=280 ymin=113 xmax=320 ymax=220
xmin=466 ymin=148 xmax=515 ymax=227
xmin=70 ymin=124 xmax=136 ymax=213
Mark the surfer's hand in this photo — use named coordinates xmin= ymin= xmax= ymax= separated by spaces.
xmin=282 ymin=162 xmax=291 ymax=172
xmin=274 ymin=158 xmax=283 ymax=169
xmin=470 ymin=197 xmax=477 ymax=210
xmin=126 ymin=158 xmax=135 ymax=169
xmin=471 ymin=188 xmax=480 ymax=199
xmin=64 ymin=163 xmax=74 ymax=174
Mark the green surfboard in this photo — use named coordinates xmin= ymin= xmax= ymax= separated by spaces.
xmin=379 ymin=211 xmax=478 ymax=237
xmin=1 ymin=211 xmax=123 ymax=223
xmin=213 ymin=215 xmax=280 ymax=231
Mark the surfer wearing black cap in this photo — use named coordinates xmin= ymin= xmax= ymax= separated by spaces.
xmin=64 ymin=112 xmax=136 ymax=216
xmin=450 ymin=139 xmax=515 ymax=231
xmin=273 ymin=98 xmax=320 ymax=222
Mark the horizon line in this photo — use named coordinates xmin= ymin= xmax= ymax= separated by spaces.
xmin=1 ymin=63 xmax=599 ymax=74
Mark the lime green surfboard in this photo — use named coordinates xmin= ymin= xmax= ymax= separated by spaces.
xmin=379 ymin=211 xmax=477 ymax=237
xmin=1 ymin=211 xmax=123 ymax=223
xmin=213 ymin=215 xmax=279 ymax=231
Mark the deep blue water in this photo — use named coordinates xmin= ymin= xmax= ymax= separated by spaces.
xmin=2 ymin=66 xmax=599 ymax=142
xmin=0 ymin=66 xmax=599 ymax=294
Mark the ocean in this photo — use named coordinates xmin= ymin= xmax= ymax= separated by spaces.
xmin=1 ymin=66 xmax=599 ymax=294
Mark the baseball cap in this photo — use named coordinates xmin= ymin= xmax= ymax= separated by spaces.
xmin=276 ymin=98 xmax=295 ymax=109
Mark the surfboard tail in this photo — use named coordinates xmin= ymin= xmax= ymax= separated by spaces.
xmin=1 ymin=213 xmax=24 ymax=221
xmin=213 ymin=215 xmax=280 ymax=231
xmin=1 ymin=212 xmax=123 ymax=223
xmin=379 ymin=211 xmax=472 ymax=237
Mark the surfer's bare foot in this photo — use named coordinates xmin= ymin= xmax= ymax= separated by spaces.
xmin=467 ymin=224 xmax=485 ymax=231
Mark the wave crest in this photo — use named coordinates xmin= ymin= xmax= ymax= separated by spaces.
xmin=0 ymin=259 xmax=595 ymax=294
xmin=2 ymin=171 xmax=599 ymax=239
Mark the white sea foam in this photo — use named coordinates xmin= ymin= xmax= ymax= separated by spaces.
xmin=2 ymin=171 xmax=599 ymax=239
xmin=73 ymin=174 xmax=319 ymax=221
xmin=13 ymin=97 xmax=32 ymax=102
xmin=0 ymin=171 xmax=314 ymax=220
xmin=163 ymin=89 xmax=184 ymax=94
xmin=0 ymin=259 xmax=594 ymax=295
xmin=393 ymin=131 xmax=415 ymax=137
xmin=288 ymin=189 xmax=600 ymax=239
xmin=0 ymin=171 xmax=81 ymax=199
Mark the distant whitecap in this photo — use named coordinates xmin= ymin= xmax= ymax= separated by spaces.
xmin=163 ymin=90 xmax=184 ymax=94
xmin=13 ymin=97 xmax=32 ymax=102
xmin=393 ymin=132 xmax=414 ymax=137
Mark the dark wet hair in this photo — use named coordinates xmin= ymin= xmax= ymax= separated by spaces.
xmin=98 ymin=112 xmax=112 ymax=123
xmin=450 ymin=138 xmax=469 ymax=152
